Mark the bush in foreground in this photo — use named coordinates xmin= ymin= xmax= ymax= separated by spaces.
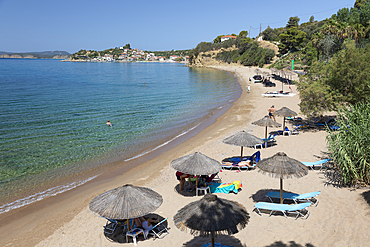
xmin=327 ymin=102 xmax=370 ymax=186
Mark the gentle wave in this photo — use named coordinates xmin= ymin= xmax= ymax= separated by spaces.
xmin=124 ymin=123 xmax=200 ymax=162
xmin=0 ymin=175 xmax=99 ymax=214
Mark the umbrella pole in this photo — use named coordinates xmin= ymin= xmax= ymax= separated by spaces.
xmin=127 ymin=219 xmax=130 ymax=231
xmin=283 ymin=117 xmax=286 ymax=131
xmin=196 ymin=176 xmax=199 ymax=189
xmin=265 ymin=126 xmax=268 ymax=148
xmin=280 ymin=178 xmax=283 ymax=204
xmin=240 ymin=146 xmax=243 ymax=162
xmin=211 ymin=232 xmax=215 ymax=247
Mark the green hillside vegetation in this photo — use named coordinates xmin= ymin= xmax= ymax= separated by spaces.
xmin=189 ymin=31 xmax=275 ymax=67
xmin=147 ymin=49 xmax=190 ymax=58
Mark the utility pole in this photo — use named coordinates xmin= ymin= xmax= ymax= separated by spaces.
xmin=259 ymin=23 xmax=262 ymax=36
xmin=249 ymin=26 xmax=251 ymax=38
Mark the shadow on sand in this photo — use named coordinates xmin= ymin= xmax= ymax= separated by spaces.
xmin=264 ymin=240 xmax=315 ymax=247
xmin=361 ymin=189 xmax=370 ymax=207
xmin=182 ymin=235 xmax=246 ymax=247
xmin=103 ymin=213 xmax=169 ymax=244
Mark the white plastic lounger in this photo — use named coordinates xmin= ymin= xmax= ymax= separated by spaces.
xmin=302 ymin=159 xmax=330 ymax=171
xmin=254 ymin=202 xmax=311 ymax=220
xmin=266 ymin=191 xmax=321 ymax=206
xmin=221 ymin=163 xmax=256 ymax=171
xmin=148 ymin=218 xmax=170 ymax=239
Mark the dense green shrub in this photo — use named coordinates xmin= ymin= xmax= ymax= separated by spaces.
xmin=215 ymin=42 xmax=275 ymax=67
xmin=327 ymin=102 xmax=370 ymax=186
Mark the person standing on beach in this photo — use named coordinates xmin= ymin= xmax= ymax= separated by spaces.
xmin=268 ymin=105 xmax=276 ymax=121
xmin=247 ymin=85 xmax=250 ymax=93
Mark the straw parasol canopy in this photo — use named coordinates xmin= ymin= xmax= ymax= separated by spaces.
xmin=170 ymin=152 xmax=221 ymax=176
xmin=223 ymin=130 xmax=263 ymax=161
xmin=89 ymin=184 xmax=163 ymax=220
xmin=274 ymin=107 xmax=297 ymax=130
xmin=171 ymin=152 xmax=222 ymax=188
xmin=256 ymin=152 xmax=308 ymax=203
xmin=174 ymin=194 xmax=250 ymax=247
xmin=252 ymin=116 xmax=281 ymax=148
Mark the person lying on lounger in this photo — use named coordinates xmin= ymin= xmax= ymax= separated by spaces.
xmin=222 ymin=160 xmax=253 ymax=167
xmin=131 ymin=216 xmax=159 ymax=237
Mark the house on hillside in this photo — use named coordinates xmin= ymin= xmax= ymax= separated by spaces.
xmin=221 ymin=35 xmax=237 ymax=42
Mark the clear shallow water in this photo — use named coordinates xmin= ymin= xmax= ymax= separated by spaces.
xmin=0 ymin=59 xmax=240 ymax=213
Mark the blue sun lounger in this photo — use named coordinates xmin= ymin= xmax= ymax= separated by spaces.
xmin=254 ymin=202 xmax=311 ymax=220
xmin=302 ymin=159 xmax=330 ymax=171
xmin=221 ymin=151 xmax=260 ymax=171
xmin=202 ymin=243 xmax=234 ymax=247
xmin=266 ymin=191 xmax=321 ymax=206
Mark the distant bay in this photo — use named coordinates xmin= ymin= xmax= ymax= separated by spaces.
xmin=0 ymin=59 xmax=240 ymax=213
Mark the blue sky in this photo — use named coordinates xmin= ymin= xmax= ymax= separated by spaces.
xmin=0 ymin=0 xmax=355 ymax=53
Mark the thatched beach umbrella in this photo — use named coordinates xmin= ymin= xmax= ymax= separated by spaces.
xmin=89 ymin=184 xmax=163 ymax=229
xmin=223 ymin=130 xmax=263 ymax=162
xmin=274 ymin=107 xmax=297 ymax=131
xmin=171 ymin=152 xmax=222 ymax=188
xmin=252 ymin=116 xmax=281 ymax=148
xmin=256 ymin=152 xmax=308 ymax=203
xmin=174 ymin=194 xmax=250 ymax=247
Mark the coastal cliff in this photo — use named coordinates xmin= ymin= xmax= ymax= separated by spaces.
xmin=189 ymin=46 xmax=238 ymax=67
xmin=188 ymin=41 xmax=278 ymax=68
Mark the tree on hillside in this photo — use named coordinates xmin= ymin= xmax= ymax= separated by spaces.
xmin=355 ymin=0 xmax=370 ymax=9
xmin=278 ymin=28 xmax=307 ymax=54
xmin=213 ymin=35 xmax=225 ymax=43
xmin=309 ymin=15 xmax=315 ymax=23
xmin=238 ymin=30 xmax=248 ymax=38
xmin=287 ymin=16 xmax=300 ymax=28
xmin=298 ymin=40 xmax=370 ymax=116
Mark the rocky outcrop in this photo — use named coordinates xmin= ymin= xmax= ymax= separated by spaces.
xmin=189 ymin=47 xmax=238 ymax=67
xmin=0 ymin=54 xmax=25 ymax=58
xmin=189 ymin=41 xmax=279 ymax=68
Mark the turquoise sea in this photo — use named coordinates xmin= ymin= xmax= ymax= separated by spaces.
xmin=0 ymin=59 xmax=240 ymax=214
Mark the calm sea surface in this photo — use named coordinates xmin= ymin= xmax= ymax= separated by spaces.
xmin=0 ymin=59 xmax=240 ymax=213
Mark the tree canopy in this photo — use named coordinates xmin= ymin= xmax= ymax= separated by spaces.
xmin=298 ymin=40 xmax=370 ymax=116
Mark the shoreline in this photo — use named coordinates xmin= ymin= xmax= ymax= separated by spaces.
xmin=2 ymin=65 xmax=370 ymax=246
xmin=0 ymin=65 xmax=244 ymax=246
xmin=0 ymin=66 xmax=240 ymax=214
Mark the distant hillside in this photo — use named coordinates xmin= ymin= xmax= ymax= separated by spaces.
xmin=0 ymin=51 xmax=70 ymax=59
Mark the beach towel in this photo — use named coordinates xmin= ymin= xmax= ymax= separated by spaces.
xmin=208 ymin=180 xmax=242 ymax=194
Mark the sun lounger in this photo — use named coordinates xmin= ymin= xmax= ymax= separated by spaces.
xmin=222 ymin=151 xmax=260 ymax=171
xmin=148 ymin=218 xmax=170 ymax=239
xmin=202 ymin=243 xmax=234 ymax=247
xmin=254 ymin=202 xmax=311 ymax=220
xmin=104 ymin=218 xmax=122 ymax=234
xmin=266 ymin=191 xmax=321 ymax=206
xmin=301 ymin=159 xmax=330 ymax=171
xmin=283 ymin=126 xmax=300 ymax=136
xmin=255 ymin=134 xmax=277 ymax=148
xmin=221 ymin=163 xmax=256 ymax=171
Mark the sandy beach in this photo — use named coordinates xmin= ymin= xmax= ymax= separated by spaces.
xmin=1 ymin=65 xmax=370 ymax=247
